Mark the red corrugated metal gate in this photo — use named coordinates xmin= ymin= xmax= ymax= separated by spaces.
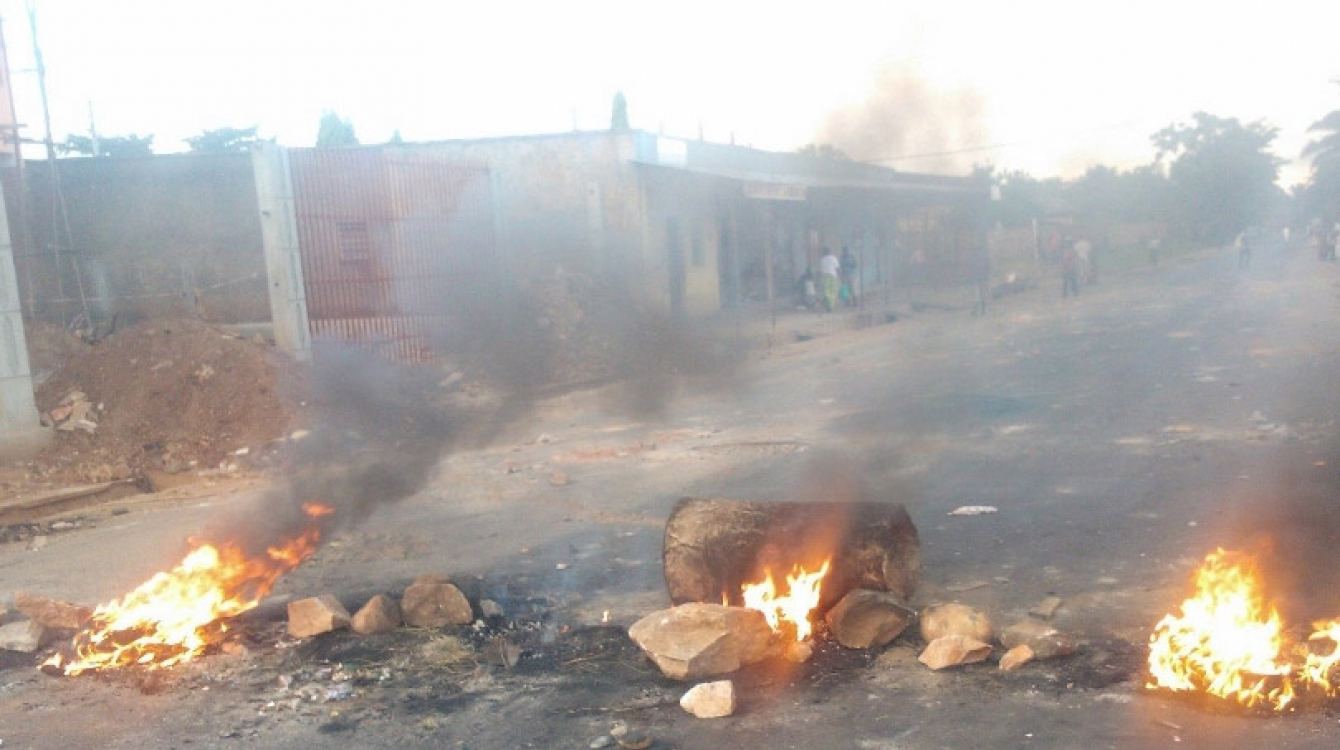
xmin=288 ymin=147 xmax=495 ymax=362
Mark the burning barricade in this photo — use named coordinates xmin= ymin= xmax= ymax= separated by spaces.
xmin=1146 ymin=548 xmax=1340 ymax=712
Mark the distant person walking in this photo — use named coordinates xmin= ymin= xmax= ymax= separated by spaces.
xmin=840 ymin=247 xmax=859 ymax=307
xmin=819 ymin=247 xmax=840 ymax=312
xmin=1236 ymin=230 xmax=1252 ymax=269
xmin=1061 ymin=241 xmax=1080 ymax=299
xmin=1074 ymin=236 xmax=1094 ymax=285
xmin=971 ymin=242 xmax=991 ymax=316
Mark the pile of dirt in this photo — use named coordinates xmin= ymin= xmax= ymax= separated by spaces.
xmin=23 ymin=322 xmax=90 ymax=382
xmin=32 ymin=318 xmax=305 ymax=482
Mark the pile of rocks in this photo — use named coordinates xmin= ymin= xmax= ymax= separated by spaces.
xmin=626 ymin=589 xmax=1078 ymax=720
xmin=40 ymin=390 xmax=98 ymax=434
xmin=286 ymin=574 xmax=482 ymax=638
xmin=0 ymin=592 xmax=93 ymax=654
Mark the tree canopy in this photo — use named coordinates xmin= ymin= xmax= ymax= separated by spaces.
xmin=185 ymin=125 xmax=265 ymax=153
xmin=1153 ymin=112 xmax=1280 ymax=243
xmin=1299 ymin=103 xmax=1340 ymax=223
xmin=58 ymin=133 xmax=154 ymax=157
xmin=316 ymin=111 xmax=359 ymax=147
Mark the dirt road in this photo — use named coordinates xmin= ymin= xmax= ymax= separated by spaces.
xmin=4 ymin=242 xmax=1340 ymax=749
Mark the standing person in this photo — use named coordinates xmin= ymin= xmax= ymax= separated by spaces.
xmin=1073 ymin=235 xmax=1093 ymax=285
xmin=1061 ymin=240 xmax=1080 ymax=299
xmin=1236 ymin=230 xmax=1252 ymax=269
xmin=819 ymin=247 xmax=840 ymax=312
xmin=970 ymin=242 xmax=991 ymax=316
xmin=840 ymin=246 xmax=859 ymax=307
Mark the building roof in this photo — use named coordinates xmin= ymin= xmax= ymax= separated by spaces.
xmin=628 ymin=131 xmax=984 ymax=195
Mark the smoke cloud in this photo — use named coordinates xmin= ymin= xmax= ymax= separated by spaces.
xmin=816 ymin=62 xmax=988 ymax=174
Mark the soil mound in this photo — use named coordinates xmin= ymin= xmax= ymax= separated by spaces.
xmin=33 ymin=318 xmax=303 ymax=481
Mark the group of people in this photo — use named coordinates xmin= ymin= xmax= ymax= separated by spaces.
xmin=796 ymin=247 xmax=859 ymax=312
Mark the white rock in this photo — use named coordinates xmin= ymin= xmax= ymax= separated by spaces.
xmin=680 ymin=680 xmax=736 ymax=718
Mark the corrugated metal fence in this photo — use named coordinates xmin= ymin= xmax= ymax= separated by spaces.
xmin=288 ymin=147 xmax=495 ymax=363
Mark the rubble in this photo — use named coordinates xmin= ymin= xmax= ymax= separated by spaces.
xmin=824 ymin=589 xmax=915 ymax=649
xmin=480 ymin=599 xmax=505 ymax=618
xmin=999 ymin=644 xmax=1035 ymax=671
xmin=14 ymin=591 xmax=91 ymax=629
xmin=628 ymin=603 xmax=774 ymax=680
xmin=610 ymin=722 xmax=653 ymax=750
xmin=919 ymin=603 xmax=993 ymax=644
xmin=0 ymin=619 xmax=47 ymax=653
xmin=401 ymin=579 xmax=473 ymax=628
xmin=918 ymin=635 xmax=992 ymax=670
xmin=351 ymin=594 xmax=402 ymax=635
xmin=680 ymin=680 xmax=737 ymax=718
xmin=287 ymin=595 xmax=352 ymax=638
xmin=1000 ymin=619 xmax=1077 ymax=659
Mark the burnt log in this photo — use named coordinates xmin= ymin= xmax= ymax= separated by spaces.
xmin=662 ymin=497 xmax=920 ymax=610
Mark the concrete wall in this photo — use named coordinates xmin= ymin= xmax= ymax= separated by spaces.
xmin=9 ymin=153 xmax=268 ymax=326
xmin=411 ymin=133 xmax=645 ymax=289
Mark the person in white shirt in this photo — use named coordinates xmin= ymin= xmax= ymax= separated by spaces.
xmin=819 ymin=248 xmax=840 ymax=311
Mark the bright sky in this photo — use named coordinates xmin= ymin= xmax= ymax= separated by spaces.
xmin=1 ymin=0 xmax=1335 ymax=187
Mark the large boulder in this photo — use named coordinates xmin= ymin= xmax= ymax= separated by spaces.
xmin=401 ymin=580 xmax=473 ymax=628
xmin=824 ymin=589 xmax=914 ymax=649
xmin=918 ymin=635 xmax=992 ymax=670
xmin=628 ymin=603 xmax=774 ymax=680
xmin=14 ymin=592 xmax=91 ymax=630
xmin=1000 ymin=618 xmax=1076 ymax=659
xmin=0 ymin=620 xmax=47 ymax=653
xmin=287 ymin=595 xmax=351 ymax=638
xmin=352 ymin=594 xmax=403 ymax=635
xmin=919 ymin=603 xmax=993 ymax=644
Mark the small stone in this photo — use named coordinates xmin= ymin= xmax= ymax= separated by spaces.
xmin=15 ymin=591 xmax=92 ymax=629
xmin=783 ymin=640 xmax=813 ymax=663
xmin=549 ymin=471 xmax=570 ymax=486
xmin=825 ymin=589 xmax=914 ymax=649
xmin=287 ymin=595 xmax=352 ymax=638
xmin=616 ymin=733 xmax=653 ymax=750
xmin=919 ymin=603 xmax=993 ymax=644
xmin=590 ymin=736 xmax=614 ymax=749
xmin=351 ymin=594 xmax=402 ymax=635
xmin=1000 ymin=619 xmax=1077 ymax=660
xmin=918 ymin=635 xmax=992 ymax=670
xmin=628 ymin=603 xmax=774 ymax=680
xmin=401 ymin=581 xmax=472 ymax=628
xmin=290 ymin=429 xmax=311 ymax=441
xmin=0 ymin=619 xmax=47 ymax=652
xmin=999 ymin=644 xmax=1035 ymax=671
xmin=420 ymin=717 xmax=439 ymax=731
xmin=680 ymin=680 xmax=736 ymax=718
xmin=220 ymin=641 xmax=250 ymax=657
xmin=1028 ymin=596 xmax=1063 ymax=620
xmin=480 ymin=599 xmax=504 ymax=618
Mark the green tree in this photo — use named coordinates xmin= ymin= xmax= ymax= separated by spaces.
xmin=795 ymin=143 xmax=850 ymax=161
xmin=1300 ymin=104 xmax=1340 ymax=223
xmin=1153 ymin=112 xmax=1280 ymax=243
xmin=58 ymin=133 xmax=154 ymax=157
xmin=387 ymin=129 xmax=404 ymax=145
xmin=185 ymin=125 xmax=265 ymax=153
xmin=610 ymin=91 xmax=630 ymax=131
xmin=316 ymin=110 xmax=359 ymax=147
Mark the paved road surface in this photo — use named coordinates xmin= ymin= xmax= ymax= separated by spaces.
xmin=3 ymin=242 xmax=1340 ymax=749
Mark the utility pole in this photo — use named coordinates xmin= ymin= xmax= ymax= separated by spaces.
xmin=87 ymin=101 xmax=99 ymax=156
xmin=26 ymin=1 xmax=85 ymax=326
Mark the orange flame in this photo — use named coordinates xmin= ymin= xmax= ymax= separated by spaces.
xmin=741 ymin=560 xmax=830 ymax=642
xmin=1147 ymin=549 xmax=1340 ymax=711
xmin=45 ymin=503 xmax=332 ymax=675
